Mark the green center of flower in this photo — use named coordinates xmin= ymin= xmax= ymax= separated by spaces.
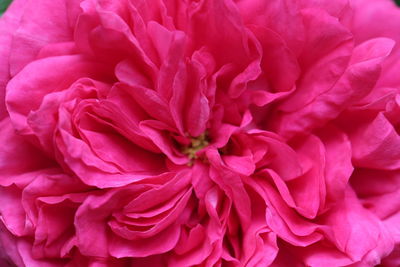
xmin=182 ymin=132 xmax=209 ymax=164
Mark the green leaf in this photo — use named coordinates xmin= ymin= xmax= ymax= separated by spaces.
xmin=396 ymin=0 xmax=400 ymax=7
xmin=0 ymin=0 xmax=12 ymax=16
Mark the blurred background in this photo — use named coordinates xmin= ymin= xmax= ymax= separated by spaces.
xmin=0 ymin=0 xmax=12 ymax=16
xmin=1 ymin=0 xmax=400 ymax=16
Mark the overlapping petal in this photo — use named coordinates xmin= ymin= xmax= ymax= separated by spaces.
xmin=1 ymin=0 xmax=400 ymax=266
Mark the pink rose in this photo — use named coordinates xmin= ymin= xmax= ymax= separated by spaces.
xmin=1 ymin=0 xmax=400 ymax=266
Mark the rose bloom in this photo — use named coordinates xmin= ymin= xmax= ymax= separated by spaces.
xmin=0 ymin=0 xmax=400 ymax=266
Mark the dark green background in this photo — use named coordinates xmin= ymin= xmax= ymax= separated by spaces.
xmin=0 ymin=0 xmax=12 ymax=15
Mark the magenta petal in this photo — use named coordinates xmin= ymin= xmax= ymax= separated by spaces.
xmin=317 ymin=125 xmax=353 ymax=207
xmin=351 ymin=113 xmax=400 ymax=170
xmin=273 ymin=37 xmax=395 ymax=139
xmin=321 ymin=187 xmax=394 ymax=264
xmin=8 ymin=0 xmax=77 ymax=76
xmin=1 ymin=0 xmax=400 ymax=265
xmin=237 ymin=0 xmax=305 ymax=54
xmin=6 ymin=55 xmax=111 ymax=134
xmin=0 ymin=0 xmax=27 ymax=119
xmin=109 ymin=224 xmax=181 ymax=258
xmin=250 ymin=25 xmax=300 ymax=93
xmin=287 ymin=135 xmax=325 ymax=219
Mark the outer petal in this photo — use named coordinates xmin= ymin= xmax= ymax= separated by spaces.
xmin=348 ymin=113 xmax=400 ymax=170
xmin=6 ymin=55 xmax=112 ymax=135
xmin=236 ymin=0 xmax=305 ymax=55
xmin=278 ymin=7 xmax=353 ymax=113
xmin=8 ymin=0 xmax=81 ymax=76
xmin=273 ymin=37 xmax=395 ymax=139
xmin=316 ymin=125 xmax=353 ymax=208
xmin=0 ymin=0 xmax=27 ymax=119
xmin=351 ymin=0 xmax=400 ymax=93
xmin=317 ymin=187 xmax=394 ymax=265
xmin=75 ymin=171 xmax=192 ymax=258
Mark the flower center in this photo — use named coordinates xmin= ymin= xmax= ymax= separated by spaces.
xmin=182 ymin=132 xmax=209 ymax=164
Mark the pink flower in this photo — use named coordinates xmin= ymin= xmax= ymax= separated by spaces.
xmin=0 ymin=0 xmax=399 ymax=266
